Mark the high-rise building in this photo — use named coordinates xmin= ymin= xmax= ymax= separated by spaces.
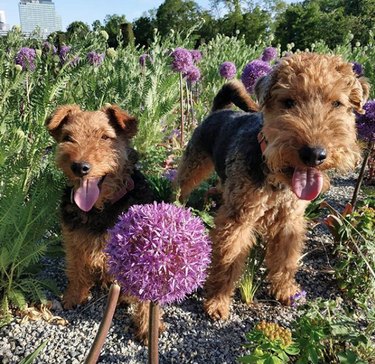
xmin=0 ymin=10 xmax=7 ymax=31
xmin=19 ymin=0 xmax=62 ymax=36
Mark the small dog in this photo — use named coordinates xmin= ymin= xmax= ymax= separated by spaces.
xmin=176 ymin=53 xmax=369 ymax=320
xmin=46 ymin=104 xmax=158 ymax=341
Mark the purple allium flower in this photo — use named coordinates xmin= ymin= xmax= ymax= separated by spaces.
xmin=219 ymin=61 xmax=237 ymax=80
xmin=352 ymin=62 xmax=363 ymax=77
xmin=139 ymin=53 xmax=150 ymax=67
xmin=87 ymin=51 xmax=105 ymax=67
xmin=356 ymin=100 xmax=375 ymax=142
xmin=184 ymin=65 xmax=201 ymax=83
xmin=190 ymin=49 xmax=202 ymax=64
xmin=163 ymin=168 xmax=177 ymax=182
xmin=42 ymin=41 xmax=57 ymax=54
xmin=106 ymin=202 xmax=211 ymax=305
xmin=170 ymin=47 xmax=193 ymax=73
xmin=290 ymin=290 xmax=307 ymax=307
xmin=241 ymin=59 xmax=272 ymax=94
xmin=261 ymin=47 xmax=278 ymax=63
xmin=59 ymin=45 xmax=71 ymax=64
xmin=15 ymin=47 xmax=36 ymax=71
xmin=166 ymin=128 xmax=181 ymax=142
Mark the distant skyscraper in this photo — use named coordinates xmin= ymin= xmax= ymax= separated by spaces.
xmin=0 ymin=10 xmax=7 ymax=31
xmin=19 ymin=0 xmax=62 ymax=36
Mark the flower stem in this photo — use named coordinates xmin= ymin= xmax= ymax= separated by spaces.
xmin=351 ymin=140 xmax=374 ymax=209
xmin=179 ymin=72 xmax=184 ymax=147
xmin=148 ymin=301 xmax=159 ymax=364
xmin=85 ymin=283 xmax=121 ymax=364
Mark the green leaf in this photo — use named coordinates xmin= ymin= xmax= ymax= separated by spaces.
xmin=19 ymin=340 xmax=48 ymax=364
xmin=284 ymin=343 xmax=300 ymax=356
xmin=308 ymin=346 xmax=320 ymax=364
xmin=8 ymin=289 xmax=27 ymax=310
xmin=337 ymin=350 xmax=365 ymax=364
xmin=264 ymin=356 xmax=283 ymax=364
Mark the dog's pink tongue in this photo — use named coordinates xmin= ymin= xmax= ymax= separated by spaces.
xmin=292 ymin=167 xmax=323 ymax=201
xmin=74 ymin=178 xmax=101 ymax=212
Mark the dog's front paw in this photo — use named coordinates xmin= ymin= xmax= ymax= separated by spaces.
xmin=62 ymin=288 xmax=89 ymax=309
xmin=271 ymin=283 xmax=301 ymax=306
xmin=204 ymin=297 xmax=230 ymax=320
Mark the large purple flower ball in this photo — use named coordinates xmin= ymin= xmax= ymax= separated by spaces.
xmin=105 ymin=202 xmax=211 ymax=305
xmin=261 ymin=47 xmax=278 ymax=63
xmin=219 ymin=61 xmax=237 ymax=80
xmin=190 ymin=49 xmax=202 ymax=64
xmin=356 ymin=100 xmax=375 ymax=142
xmin=87 ymin=51 xmax=105 ymax=67
xmin=15 ymin=47 xmax=36 ymax=71
xmin=184 ymin=65 xmax=201 ymax=83
xmin=352 ymin=61 xmax=364 ymax=77
xmin=171 ymin=47 xmax=193 ymax=73
xmin=59 ymin=45 xmax=71 ymax=64
xmin=241 ymin=59 xmax=272 ymax=94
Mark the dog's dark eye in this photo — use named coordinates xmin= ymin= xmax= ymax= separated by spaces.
xmin=62 ymin=134 xmax=73 ymax=142
xmin=282 ymin=99 xmax=296 ymax=109
xmin=101 ymin=135 xmax=111 ymax=140
xmin=332 ymin=100 xmax=343 ymax=108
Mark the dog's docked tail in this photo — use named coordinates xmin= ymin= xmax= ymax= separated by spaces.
xmin=211 ymin=80 xmax=259 ymax=113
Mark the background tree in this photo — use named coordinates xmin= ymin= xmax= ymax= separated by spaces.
xmin=133 ymin=11 xmax=157 ymax=48
xmin=343 ymin=0 xmax=375 ymax=45
xmin=121 ymin=22 xmax=135 ymax=47
xmin=104 ymin=14 xmax=128 ymax=48
xmin=47 ymin=30 xmax=67 ymax=49
xmin=155 ymin=0 xmax=203 ymax=38
xmin=92 ymin=20 xmax=103 ymax=31
xmin=66 ymin=21 xmax=90 ymax=43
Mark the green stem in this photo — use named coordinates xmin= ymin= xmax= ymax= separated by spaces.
xmin=85 ymin=283 xmax=121 ymax=364
xmin=179 ymin=72 xmax=184 ymax=147
xmin=351 ymin=140 xmax=374 ymax=209
xmin=148 ymin=301 xmax=159 ymax=364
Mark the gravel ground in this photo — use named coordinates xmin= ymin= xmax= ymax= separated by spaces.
xmin=0 ymin=173 xmax=365 ymax=364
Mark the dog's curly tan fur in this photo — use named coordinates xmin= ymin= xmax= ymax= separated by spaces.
xmin=46 ymin=105 xmax=160 ymax=341
xmin=176 ymin=52 xmax=369 ymax=320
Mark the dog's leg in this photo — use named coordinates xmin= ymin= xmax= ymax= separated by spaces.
xmin=132 ymin=300 xmax=165 ymax=344
xmin=265 ymin=214 xmax=305 ymax=305
xmin=175 ymin=144 xmax=214 ymax=201
xmin=204 ymin=205 xmax=256 ymax=320
xmin=62 ymin=230 xmax=96 ymax=309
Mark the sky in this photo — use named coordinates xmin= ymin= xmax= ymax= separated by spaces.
xmin=0 ymin=0 xmax=212 ymax=30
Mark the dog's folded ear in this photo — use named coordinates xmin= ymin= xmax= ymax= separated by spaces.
xmin=350 ymin=76 xmax=370 ymax=114
xmin=45 ymin=105 xmax=81 ymax=140
xmin=102 ymin=104 xmax=138 ymax=138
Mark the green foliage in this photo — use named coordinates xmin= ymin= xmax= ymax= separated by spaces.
xmin=239 ymin=321 xmax=299 ymax=363
xmin=146 ymin=175 xmax=173 ymax=202
xmin=324 ymin=198 xmax=375 ymax=303
xmin=292 ymin=299 xmax=373 ymax=363
xmin=304 ymin=194 xmax=325 ymax=221
xmin=0 ymin=171 xmax=60 ymax=319
xmin=240 ymin=300 xmax=374 ymax=363
xmin=239 ymin=245 xmax=265 ymax=305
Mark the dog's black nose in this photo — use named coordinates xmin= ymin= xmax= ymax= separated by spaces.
xmin=71 ymin=162 xmax=91 ymax=177
xmin=299 ymin=146 xmax=327 ymax=166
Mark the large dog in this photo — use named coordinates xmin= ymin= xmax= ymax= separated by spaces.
xmin=176 ymin=52 xmax=369 ymax=320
